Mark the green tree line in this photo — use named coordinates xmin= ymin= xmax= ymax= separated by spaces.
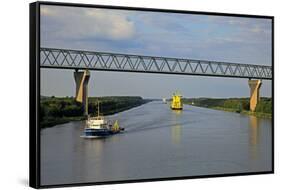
xmin=40 ymin=96 xmax=148 ymax=128
xmin=183 ymin=97 xmax=272 ymax=116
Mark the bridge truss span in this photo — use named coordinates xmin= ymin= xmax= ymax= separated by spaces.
xmin=40 ymin=48 xmax=272 ymax=80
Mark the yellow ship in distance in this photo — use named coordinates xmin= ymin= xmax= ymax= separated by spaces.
xmin=170 ymin=92 xmax=183 ymax=110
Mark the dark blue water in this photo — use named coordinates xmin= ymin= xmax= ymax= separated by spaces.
xmin=41 ymin=101 xmax=272 ymax=185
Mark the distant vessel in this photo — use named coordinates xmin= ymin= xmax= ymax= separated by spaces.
xmin=170 ymin=91 xmax=183 ymax=110
xmin=81 ymin=102 xmax=124 ymax=138
xmin=162 ymin=98 xmax=167 ymax=104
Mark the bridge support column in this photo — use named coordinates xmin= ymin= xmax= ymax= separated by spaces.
xmin=74 ymin=70 xmax=90 ymax=116
xmin=248 ymin=79 xmax=262 ymax=112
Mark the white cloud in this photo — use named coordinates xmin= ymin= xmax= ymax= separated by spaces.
xmin=41 ymin=5 xmax=135 ymax=41
xmin=41 ymin=6 xmax=53 ymax=16
xmin=250 ymin=25 xmax=262 ymax=33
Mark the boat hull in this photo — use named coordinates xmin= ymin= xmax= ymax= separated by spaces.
xmin=82 ymin=128 xmax=123 ymax=138
xmin=171 ymin=107 xmax=183 ymax=110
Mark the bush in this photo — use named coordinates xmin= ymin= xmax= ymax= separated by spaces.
xmin=255 ymin=99 xmax=272 ymax=113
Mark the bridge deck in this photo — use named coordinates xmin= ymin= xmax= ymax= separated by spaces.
xmin=40 ymin=48 xmax=272 ymax=80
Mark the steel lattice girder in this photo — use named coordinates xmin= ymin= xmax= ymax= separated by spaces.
xmin=40 ymin=48 xmax=272 ymax=80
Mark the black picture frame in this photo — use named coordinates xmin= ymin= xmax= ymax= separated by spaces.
xmin=30 ymin=1 xmax=274 ymax=188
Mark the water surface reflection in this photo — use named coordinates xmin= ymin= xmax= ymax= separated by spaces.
xmin=41 ymin=101 xmax=272 ymax=185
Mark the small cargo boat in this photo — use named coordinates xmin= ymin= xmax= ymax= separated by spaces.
xmin=170 ymin=91 xmax=183 ymax=110
xmin=81 ymin=102 xmax=124 ymax=138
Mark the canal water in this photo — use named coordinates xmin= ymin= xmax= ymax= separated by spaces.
xmin=41 ymin=101 xmax=272 ymax=185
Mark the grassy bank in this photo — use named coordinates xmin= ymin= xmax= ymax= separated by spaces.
xmin=183 ymin=97 xmax=272 ymax=119
xmin=40 ymin=96 xmax=150 ymax=128
xmin=210 ymin=106 xmax=272 ymax=118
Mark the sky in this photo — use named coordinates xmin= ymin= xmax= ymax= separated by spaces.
xmin=40 ymin=5 xmax=272 ymax=98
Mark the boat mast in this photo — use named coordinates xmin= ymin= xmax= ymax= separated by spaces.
xmin=97 ymin=101 xmax=100 ymax=117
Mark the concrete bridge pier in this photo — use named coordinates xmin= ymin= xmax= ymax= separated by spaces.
xmin=248 ymin=79 xmax=262 ymax=112
xmin=74 ymin=70 xmax=90 ymax=116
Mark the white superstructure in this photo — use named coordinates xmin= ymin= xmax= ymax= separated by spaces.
xmin=86 ymin=116 xmax=108 ymax=129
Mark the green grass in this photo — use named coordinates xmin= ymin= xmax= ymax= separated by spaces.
xmin=183 ymin=97 xmax=272 ymax=119
xmin=210 ymin=106 xmax=272 ymax=119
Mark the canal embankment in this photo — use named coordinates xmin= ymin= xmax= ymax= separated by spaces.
xmin=182 ymin=97 xmax=272 ymax=119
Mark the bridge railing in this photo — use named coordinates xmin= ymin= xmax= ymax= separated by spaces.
xmin=40 ymin=48 xmax=272 ymax=80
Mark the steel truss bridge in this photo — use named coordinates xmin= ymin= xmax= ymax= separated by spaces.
xmin=40 ymin=47 xmax=272 ymax=80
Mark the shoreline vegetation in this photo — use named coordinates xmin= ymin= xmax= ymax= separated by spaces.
xmin=182 ymin=97 xmax=272 ymax=119
xmin=40 ymin=96 xmax=272 ymax=128
xmin=40 ymin=96 xmax=151 ymax=128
